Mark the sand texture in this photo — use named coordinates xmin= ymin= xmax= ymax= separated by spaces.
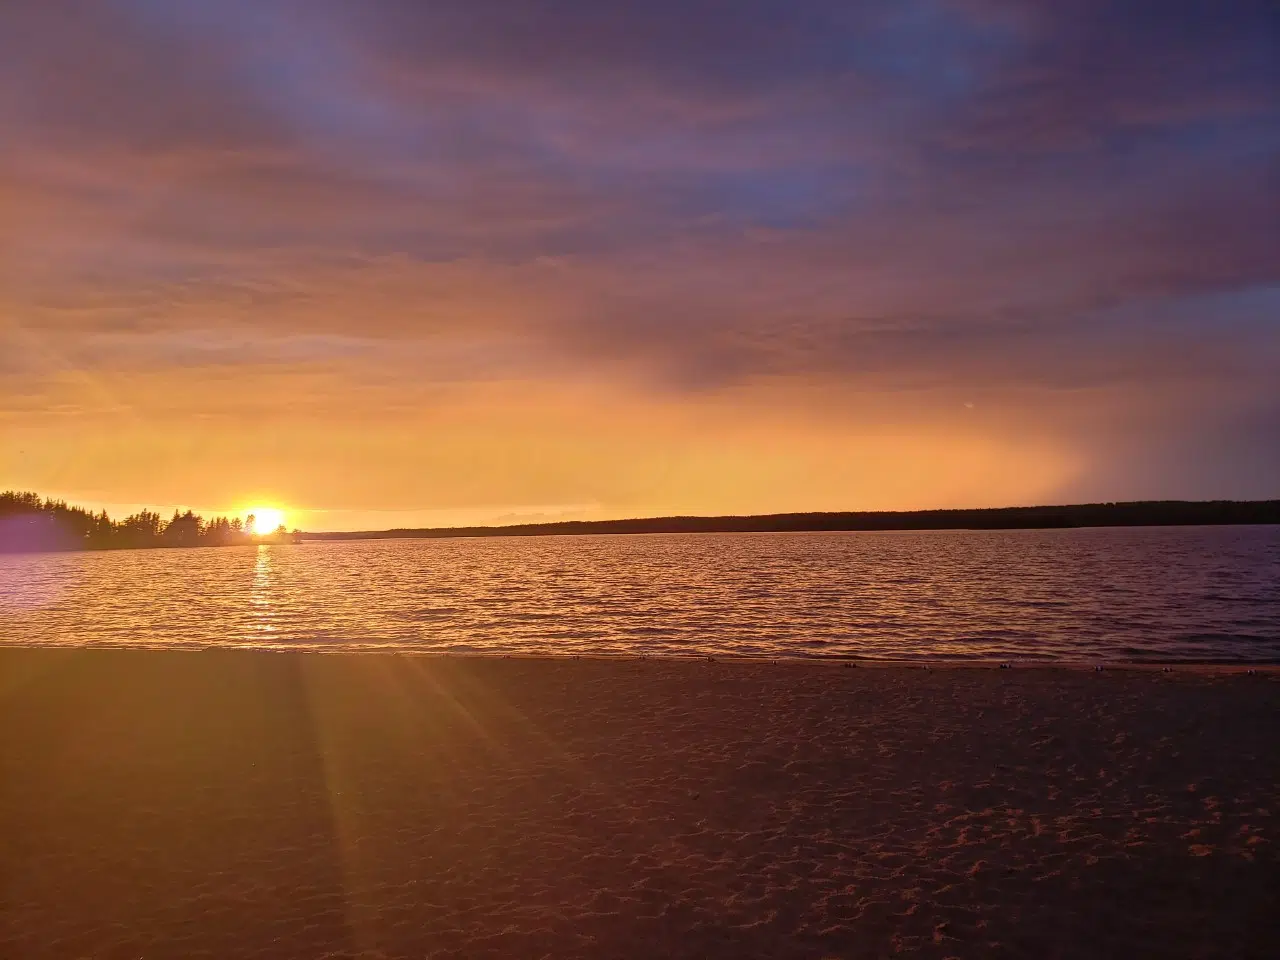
xmin=1 ymin=651 xmax=1277 ymax=959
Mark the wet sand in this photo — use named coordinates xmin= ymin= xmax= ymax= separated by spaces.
xmin=1 ymin=650 xmax=1276 ymax=959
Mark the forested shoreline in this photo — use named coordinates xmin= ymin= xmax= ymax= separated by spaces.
xmin=0 ymin=492 xmax=295 ymax=553
xmin=316 ymin=500 xmax=1280 ymax=541
xmin=5 ymin=492 xmax=1277 ymax=554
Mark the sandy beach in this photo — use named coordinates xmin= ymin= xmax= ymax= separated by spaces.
xmin=1 ymin=651 xmax=1276 ymax=959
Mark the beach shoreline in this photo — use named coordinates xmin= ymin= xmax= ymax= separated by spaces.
xmin=4 ymin=643 xmax=1279 ymax=669
xmin=2 ymin=649 xmax=1277 ymax=958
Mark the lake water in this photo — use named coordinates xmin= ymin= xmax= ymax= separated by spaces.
xmin=1 ymin=527 xmax=1278 ymax=662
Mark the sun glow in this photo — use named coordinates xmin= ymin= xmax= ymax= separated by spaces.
xmin=246 ymin=507 xmax=285 ymax=535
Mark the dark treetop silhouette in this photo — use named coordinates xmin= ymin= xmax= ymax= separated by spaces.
xmin=0 ymin=492 xmax=297 ymax=553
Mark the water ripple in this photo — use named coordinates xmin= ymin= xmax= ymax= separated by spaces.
xmin=1 ymin=527 xmax=1278 ymax=662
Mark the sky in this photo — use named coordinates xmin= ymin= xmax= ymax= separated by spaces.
xmin=1 ymin=0 xmax=1277 ymax=531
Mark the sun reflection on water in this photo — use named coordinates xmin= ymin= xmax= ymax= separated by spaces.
xmin=247 ymin=544 xmax=277 ymax=637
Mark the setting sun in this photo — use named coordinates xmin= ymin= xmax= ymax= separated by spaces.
xmin=246 ymin=508 xmax=285 ymax=535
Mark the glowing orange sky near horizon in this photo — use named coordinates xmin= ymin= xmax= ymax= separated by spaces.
xmin=3 ymin=366 xmax=1085 ymax=531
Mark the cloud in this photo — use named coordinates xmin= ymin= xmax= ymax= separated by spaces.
xmin=1 ymin=0 xmax=1276 ymax=514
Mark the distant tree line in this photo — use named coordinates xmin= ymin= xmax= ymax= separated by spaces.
xmin=0 ymin=492 xmax=296 ymax=553
xmin=9 ymin=493 xmax=1275 ymax=552
xmin=309 ymin=500 xmax=1280 ymax=542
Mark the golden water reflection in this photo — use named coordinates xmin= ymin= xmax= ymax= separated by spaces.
xmin=247 ymin=544 xmax=277 ymax=637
